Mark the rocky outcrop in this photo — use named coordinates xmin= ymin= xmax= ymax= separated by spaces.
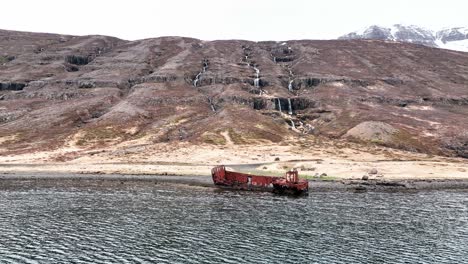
xmin=0 ymin=55 xmax=15 ymax=64
xmin=0 ymin=82 xmax=26 ymax=91
xmin=344 ymin=121 xmax=398 ymax=143
xmin=443 ymin=134 xmax=468 ymax=158
xmin=294 ymin=77 xmax=371 ymax=89
xmin=65 ymin=55 xmax=92 ymax=65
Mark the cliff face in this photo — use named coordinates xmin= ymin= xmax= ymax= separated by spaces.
xmin=1 ymin=29 xmax=468 ymax=158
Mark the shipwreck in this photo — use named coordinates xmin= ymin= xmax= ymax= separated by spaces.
xmin=211 ymin=165 xmax=309 ymax=195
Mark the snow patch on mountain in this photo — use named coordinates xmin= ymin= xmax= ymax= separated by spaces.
xmin=340 ymin=25 xmax=468 ymax=52
xmin=437 ymin=39 xmax=468 ymax=52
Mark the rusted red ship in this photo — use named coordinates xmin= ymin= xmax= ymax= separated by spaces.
xmin=211 ymin=165 xmax=308 ymax=195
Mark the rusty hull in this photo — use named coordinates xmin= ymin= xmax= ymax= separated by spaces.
xmin=211 ymin=165 xmax=308 ymax=195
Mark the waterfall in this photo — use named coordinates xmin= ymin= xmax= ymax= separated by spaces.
xmin=254 ymin=78 xmax=260 ymax=87
xmin=288 ymin=80 xmax=293 ymax=92
xmin=194 ymin=60 xmax=208 ymax=87
xmin=193 ymin=72 xmax=202 ymax=87
xmin=208 ymin=98 xmax=216 ymax=112
xmin=277 ymin=98 xmax=282 ymax=112
xmin=253 ymin=66 xmax=260 ymax=88
xmin=290 ymin=120 xmax=295 ymax=129
xmin=273 ymin=57 xmax=276 ymax=63
xmin=254 ymin=67 xmax=260 ymax=78
xmin=287 ymin=98 xmax=293 ymax=115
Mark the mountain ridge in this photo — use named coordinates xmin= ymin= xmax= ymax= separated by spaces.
xmin=339 ymin=24 xmax=468 ymax=52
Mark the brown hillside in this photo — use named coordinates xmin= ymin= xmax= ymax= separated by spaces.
xmin=1 ymin=30 xmax=467 ymax=158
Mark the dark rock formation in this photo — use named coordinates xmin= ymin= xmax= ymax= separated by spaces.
xmin=65 ymin=55 xmax=91 ymax=65
xmin=0 ymin=82 xmax=26 ymax=91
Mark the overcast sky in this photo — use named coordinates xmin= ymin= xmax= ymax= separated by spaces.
xmin=1 ymin=0 xmax=467 ymax=41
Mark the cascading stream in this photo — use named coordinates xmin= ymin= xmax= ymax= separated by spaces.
xmin=288 ymin=80 xmax=294 ymax=92
xmin=243 ymin=46 xmax=250 ymax=68
xmin=272 ymin=44 xmax=296 ymax=93
xmin=277 ymin=98 xmax=282 ymax=113
xmin=208 ymin=97 xmax=216 ymax=112
xmin=288 ymin=98 xmax=293 ymax=115
xmin=193 ymin=72 xmax=202 ymax=87
xmin=193 ymin=59 xmax=209 ymax=87
xmin=243 ymin=45 xmax=263 ymax=94
xmin=253 ymin=66 xmax=260 ymax=88
xmin=287 ymin=65 xmax=295 ymax=93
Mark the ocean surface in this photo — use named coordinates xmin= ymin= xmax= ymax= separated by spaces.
xmin=0 ymin=179 xmax=467 ymax=264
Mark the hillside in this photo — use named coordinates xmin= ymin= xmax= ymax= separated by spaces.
xmin=1 ymin=29 xmax=468 ymax=162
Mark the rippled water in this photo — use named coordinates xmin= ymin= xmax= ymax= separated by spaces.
xmin=0 ymin=180 xmax=467 ymax=263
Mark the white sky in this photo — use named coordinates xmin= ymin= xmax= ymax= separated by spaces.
xmin=1 ymin=0 xmax=467 ymax=41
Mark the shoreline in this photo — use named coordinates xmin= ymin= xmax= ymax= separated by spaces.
xmin=2 ymin=172 xmax=468 ymax=192
xmin=1 ymin=142 xmax=467 ymax=185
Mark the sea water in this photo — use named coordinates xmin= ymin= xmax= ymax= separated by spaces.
xmin=0 ymin=179 xmax=467 ymax=263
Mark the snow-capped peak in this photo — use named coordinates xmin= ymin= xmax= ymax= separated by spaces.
xmin=436 ymin=27 xmax=468 ymax=43
xmin=339 ymin=24 xmax=468 ymax=52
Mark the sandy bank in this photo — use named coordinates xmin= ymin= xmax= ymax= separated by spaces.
xmin=0 ymin=141 xmax=467 ymax=184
